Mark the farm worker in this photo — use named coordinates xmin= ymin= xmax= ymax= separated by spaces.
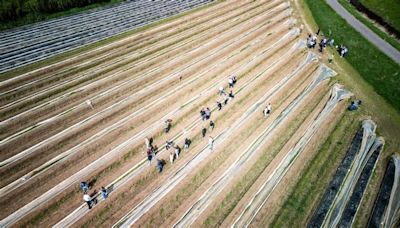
xmin=156 ymin=159 xmax=164 ymax=173
xmin=101 ymin=187 xmax=108 ymax=199
xmin=229 ymin=90 xmax=234 ymax=99
xmin=145 ymin=137 xmax=153 ymax=149
xmin=264 ymin=103 xmax=272 ymax=118
xmin=151 ymin=145 xmax=157 ymax=157
xmin=184 ymin=138 xmax=191 ymax=150
xmin=232 ymin=75 xmax=237 ymax=85
xmin=83 ymin=194 xmax=92 ymax=209
xmin=169 ymin=152 xmax=174 ymax=164
xmin=205 ymin=107 xmax=211 ymax=120
xmin=86 ymin=100 xmax=94 ymax=109
xmin=80 ymin=181 xmax=89 ymax=193
xmin=201 ymin=127 xmax=207 ymax=138
xmin=312 ymin=34 xmax=317 ymax=48
xmin=208 ymin=136 xmax=214 ymax=150
xmin=165 ymin=140 xmax=173 ymax=150
xmin=216 ymin=101 xmax=222 ymax=110
xmin=200 ymin=108 xmax=206 ymax=121
xmin=209 ymin=120 xmax=215 ymax=131
xmin=164 ymin=119 xmax=172 ymax=133
xmin=175 ymin=145 xmax=181 ymax=159
xmin=307 ymin=34 xmax=313 ymax=48
xmin=219 ymin=86 xmax=226 ymax=95
xmin=228 ymin=77 xmax=234 ymax=88
xmin=147 ymin=148 xmax=153 ymax=166
xmin=224 ymin=95 xmax=229 ymax=105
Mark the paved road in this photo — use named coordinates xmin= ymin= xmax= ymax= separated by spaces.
xmin=326 ymin=0 xmax=400 ymax=64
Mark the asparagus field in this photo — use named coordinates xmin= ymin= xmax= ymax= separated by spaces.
xmin=0 ymin=0 xmax=398 ymax=227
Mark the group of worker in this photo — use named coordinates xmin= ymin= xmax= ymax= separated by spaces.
xmin=80 ymin=181 xmax=108 ymax=209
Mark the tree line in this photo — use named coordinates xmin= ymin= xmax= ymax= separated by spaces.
xmin=1 ymin=0 xmax=111 ymax=22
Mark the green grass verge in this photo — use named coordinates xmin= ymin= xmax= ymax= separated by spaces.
xmin=270 ymin=112 xmax=359 ymax=227
xmin=338 ymin=0 xmax=400 ymax=51
xmin=360 ymin=0 xmax=400 ymax=32
xmin=304 ymin=0 xmax=400 ymax=113
xmin=0 ymin=1 xmax=222 ymax=81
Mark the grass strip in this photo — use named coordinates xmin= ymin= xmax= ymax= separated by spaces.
xmin=270 ymin=111 xmax=359 ymax=227
xmin=202 ymin=83 xmax=328 ymax=227
xmin=359 ymin=0 xmax=400 ymax=32
xmin=338 ymin=0 xmax=400 ymax=51
xmin=304 ymin=0 xmax=400 ymax=113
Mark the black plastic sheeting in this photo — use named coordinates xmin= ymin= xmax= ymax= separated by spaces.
xmin=308 ymin=127 xmax=363 ymax=228
xmin=339 ymin=145 xmax=382 ymax=227
xmin=367 ymin=157 xmax=395 ymax=228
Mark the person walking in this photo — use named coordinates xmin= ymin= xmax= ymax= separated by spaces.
xmin=83 ymin=194 xmax=92 ymax=209
xmin=156 ymin=159 xmax=164 ymax=173
xmin=164 ymin=119 xmax=172 ymax=133
xmin=208 ymin=136 xmax=214 ymax=150
xmin=101 ymin=187 xmax=108 ymax=200
xmin=209 ymin=120 xmax=215 ymax=131
xmin=86 ymin=100 xmax=94 ymax=109
xmin=145 ymin=137 xmax=153 ymax=149
xmin=228 ymin=77 xmax=234 ymax=88
xmin=80 ymin=181 xmax=89 ymax=193
xmin=216 ymin=101 xmax=222 ymax=111
xmin=263 ymin=103 xmax=272 ymax=118
xmin=200 ymin=108 xmax=206 ymax=121
xmin=147 ymin=147 xmax=154 ymax=166
xmin=175 ymin=145 xmax=181 ymax=159
xmin=307 ymin=34 xmax=313 ymax=48
xmin=205 ymin=108 xmax=211 ymax=120
xmin=224 ymin=95 xmax=229 ymax=105
xmin=184 ymin=138 xmax=191 ymax=150
xmin=165 ymin=140 xmax=173 ymax=150
xmin=219 ymin=86 xmax=226 ymax=95
xmin=201 ymin=127 xmax=207 ymax=137
xmin=169 ymin=152 xmax=174 ymax=164
xmin=228 ymin=90 xmax=234 ymax=99
xmin=232 ymin=75 xmax=237 ymax=85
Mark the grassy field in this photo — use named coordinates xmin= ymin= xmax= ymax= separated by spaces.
xmin=360 ymin=0 xmax=400 ymax=32
xmin=338 ymin=0 xmax=400 ymax=51
xmin=303 ymin=0 xmax=400 ymax=113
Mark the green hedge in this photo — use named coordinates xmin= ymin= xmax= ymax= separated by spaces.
xmin=0 ymin=0 xmax=110 ymax=22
